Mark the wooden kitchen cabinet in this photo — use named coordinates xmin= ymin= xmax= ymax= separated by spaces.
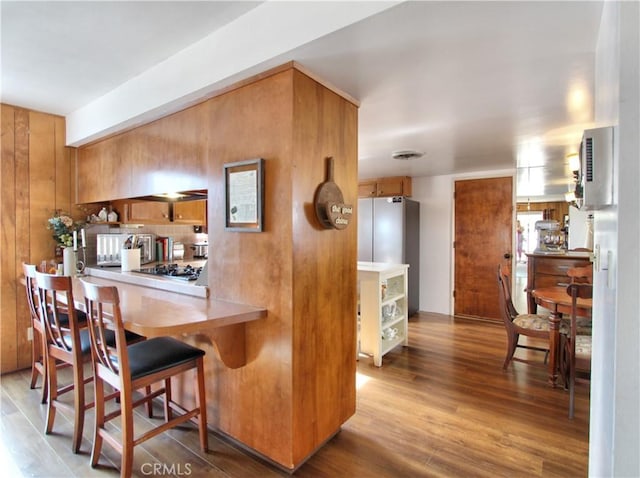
xmin=111 ymin=200 xmax=169 ymax=224
xmin=173 ymin=200 xmax=206 ymax=225
xmin=111 ymin=199 xmax=206 ymax=225
xmin=526 ymin=252 xmax=592 ymax=313
xmin=357 ymin=262 xmax=409 ymax=367
xmin=358 ymin=176 xmax=412 ymax=198
xmin=128 ymin=201 xmax=170 ymax=223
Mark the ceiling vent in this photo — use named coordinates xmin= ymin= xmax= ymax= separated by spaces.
xmin=392 ymin=150 xmax=424 ymax=160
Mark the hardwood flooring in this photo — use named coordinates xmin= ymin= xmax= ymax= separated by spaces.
xmin=0 ymin=312 xmax=589 ymax=477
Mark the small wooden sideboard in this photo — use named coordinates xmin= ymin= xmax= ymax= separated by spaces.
xmin=357 ymin=262 xmax=409 ymax=366
xmin=526 ymin=251 xmax=592 ymax=313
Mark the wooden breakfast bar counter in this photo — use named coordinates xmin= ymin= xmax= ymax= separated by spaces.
xmin=70 ymin=275 xmax=267 ymax=369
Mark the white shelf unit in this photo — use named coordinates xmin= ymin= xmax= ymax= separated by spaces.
xmin=357 ymin=262 xmax=409 ymax=367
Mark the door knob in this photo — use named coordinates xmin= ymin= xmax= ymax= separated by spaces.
xmin=504 ymin=253 xmax=512 ymax=259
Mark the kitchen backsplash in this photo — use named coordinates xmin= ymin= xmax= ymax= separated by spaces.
xmin=83 ymin=224 xmax=207 ymax=265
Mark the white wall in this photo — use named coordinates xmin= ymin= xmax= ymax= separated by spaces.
xmin=412 ymin=169 xmax=514 ymax=315
xmin=65 ymin=2 xmax=398 ymax=146
xmin=589 ymin=2 xmax=639 ymax=476
xmin=412 ymin=175 xmax=453 ymax=314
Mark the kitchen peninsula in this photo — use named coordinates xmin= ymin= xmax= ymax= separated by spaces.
xmin=74 ymin=63 xmax=359 ymax=471
xmin=2 ymin=61 xmax=357 ymax=472
xmin=71 ymin=273 xmax=266 ymax=369
xmin=0 ymin=61 xmax=358 ymax=472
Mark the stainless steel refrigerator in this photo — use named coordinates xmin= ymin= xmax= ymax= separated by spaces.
xmin=358 ymin=196 xmax=420 ymax=315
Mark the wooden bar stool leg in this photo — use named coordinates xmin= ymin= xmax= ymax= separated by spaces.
xmin=121 ymin=390 xmax=135 ymax=478
xmin=91 ymin=377 xmax=105 ymax=468
xmin=196 ymin=357 xmax=208 ymax=452
xmin=29 ymin=326 xmax=41 ymax=388
xmin=164 ymin=378 xmax=172 ymax=421
xmin=145 ymin=385 xmax=153 ymax=418
xmin=45 ymin=351 xmax=58 ymax=435
xmin=71 ymin=360 xmax=85 ymax=453
xmin=31 ymin=326 xmax=49 ymax=404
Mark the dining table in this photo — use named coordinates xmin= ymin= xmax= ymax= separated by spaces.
xmin=531 ymin=286 xmax=593 ymax=387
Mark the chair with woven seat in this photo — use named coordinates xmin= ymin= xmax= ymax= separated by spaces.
xmin=35 ymin=272 xmax=146 ymax=453
xmin=497 ymin=264 xmax=568 ymax=369
xmin=562 ymin=283 xmax=593 ymax=419
xmin=81 ymin=280 xmax=208 ymax=478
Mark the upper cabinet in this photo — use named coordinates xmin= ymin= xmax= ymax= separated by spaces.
xmin=173 ymin=200 xmax=207 ymax=224
xmin=111 ymin=199 xmax=207 ymax=225
xmin=76 ymin=102 xmax=207 ymax=204
xmin=358 ymin=176 xmax=412 ymax=198
xmin=128 ymin=200 xmax=171 ymax=223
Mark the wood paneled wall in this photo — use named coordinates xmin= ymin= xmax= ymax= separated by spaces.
xmin=75 ymin=65 xmax=358 ymax=470
xmin=0 ymin=105 xmax=75 ymax=373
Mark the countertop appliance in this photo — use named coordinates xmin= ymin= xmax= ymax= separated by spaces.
xmin=131 ymin=263 xmax=202 ymax=281
xmin=97 ymin=233 xmax=155 ymax=266
xmin=534 ymin=220 xmax=565 ymax=253
xmin=358 ymin=196 xmax=420 ymax=315
xmin=190 ymin=242 xmax=208 ymax=258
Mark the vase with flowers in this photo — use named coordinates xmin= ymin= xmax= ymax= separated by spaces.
xmin=47 ymin=211 xmax=83 ymax=275
xmin=47 ymin=211 xmax=81 ymax=249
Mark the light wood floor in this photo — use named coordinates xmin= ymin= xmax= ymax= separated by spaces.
xmin=0 ymin=312 xmax=589 ymax=477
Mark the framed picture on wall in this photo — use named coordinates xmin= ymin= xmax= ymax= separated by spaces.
xmin=224 ymin=158 xmax=264 ymax=232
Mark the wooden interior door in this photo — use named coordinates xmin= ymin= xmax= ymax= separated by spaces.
xmin=454 ymin=177 xmax=513 ymax=321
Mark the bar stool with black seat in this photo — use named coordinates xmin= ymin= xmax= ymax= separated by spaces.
xmin=22 ymin=263 xmax=49 ymax=403
xmin=24 ymin=263 xmax=91 ymax=404
xmin=35 ymin=271 xmax=93 ymax=453
xmin=81 ymin=280 xmax=208 ymax=478
xmin=35 ymin=272 xmax=145 ymax=453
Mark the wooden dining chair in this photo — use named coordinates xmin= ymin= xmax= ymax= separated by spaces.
xmin=563 ymin=283 xmax=593 ymax=419
xmin=566 ymin=265 xmax=593 ymax=336
xmin=497 ymin=264 xmax=568 ymax=369
xmin=22 ymin=263 xmax=49 ymax=403
xmin=35 ymin=271 xmax=93 ymax=453
xmin=81 ymin=280 xmax=208 ymax=478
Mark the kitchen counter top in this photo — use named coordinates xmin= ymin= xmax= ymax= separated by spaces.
xmin=86 ymin=260 xmax=208 ymax=298
xmin=63 ymin=274 xmax=266 ymax=368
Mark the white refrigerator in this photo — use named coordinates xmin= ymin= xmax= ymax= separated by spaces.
xmin=358 ymin=197 xmax=420 ymax=315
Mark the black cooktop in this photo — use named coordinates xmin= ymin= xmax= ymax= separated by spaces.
xmin=132 ymin=263 xmax=202 ymax=282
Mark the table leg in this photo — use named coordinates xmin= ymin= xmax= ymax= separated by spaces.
xmin=548 ymin=310 xmax=561 ymax=387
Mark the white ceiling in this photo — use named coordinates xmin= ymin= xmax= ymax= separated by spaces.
xmin=1 ymin=1 xmax=605 ymax=199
